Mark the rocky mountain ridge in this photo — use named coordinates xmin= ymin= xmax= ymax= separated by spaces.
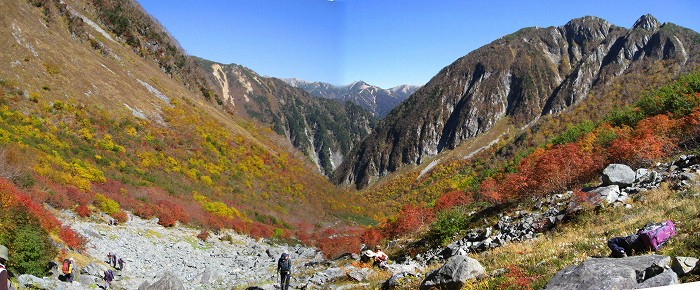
xmin=283 ymin=79 xmax=420 ymax=118
xmin=333 ymin=14 xmax=700 ymax=189
xmin=196 ymin=60 xmax=377 ymax=176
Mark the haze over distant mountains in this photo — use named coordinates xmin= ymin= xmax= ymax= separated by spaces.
xmin=283 ymin=79 xmax=420 ymax=118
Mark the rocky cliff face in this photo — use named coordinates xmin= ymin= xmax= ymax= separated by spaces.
xmin=333 ymin=15 xmax=700 ymax=189
xmin=197 ymin=60 xmax=376 ymax=176
xmin=283 ymin=79 xmax=420 ymax=118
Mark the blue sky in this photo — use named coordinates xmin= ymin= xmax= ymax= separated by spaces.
xmin=136 ymin=0 xmax=700 ymax=89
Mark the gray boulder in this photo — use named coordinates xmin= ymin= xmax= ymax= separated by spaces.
xmin=634 ymin=269 xmax=678 ymax=289
xmin=544 ymin=255 xmax=676 ymax=290
xmin=346 ymin=266 xmax=373 ymax=282
xmin=383 ymin=272 xmax=417 ymax=289
xmin=420 ymin=255 xmax=485 ymax=290
xmin=586 ymin=185 xmax=620 ymax=204
xmin=17 ymin=274 xmax=57 ymax=289
xmin=671 ymin=256 xmax=699 ymax=277
xmin=141 ymin=272 xmax=186 ymax=290
xmin=602 ymin=164 xmax=636 ymax=187
xmin=80 ymin=262 xmax=108 ymax=277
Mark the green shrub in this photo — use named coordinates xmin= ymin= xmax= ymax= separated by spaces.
xmin=429 ymin=207 xmax=469 ymax=245
xmin=550 ymin=121 xmax=596 ymax=145
xmin=10 ymin=224 xmax=56 ymax=277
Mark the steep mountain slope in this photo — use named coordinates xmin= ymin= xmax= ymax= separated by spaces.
xmin=283 ymin=79 xmax=420 ymax=118
xmin=197 ymin=60 xmax=377 ymax=176
xmin=0 ymin=0 xmax=373 ymax=240
xmin=334 ymin=15 xmax=700 ymax=189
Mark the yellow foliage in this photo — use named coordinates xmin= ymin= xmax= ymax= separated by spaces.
xmin=193 ymin=191 xmax=242 ymax=218
xmin=125 ymin=127 xmax=137 ymax=137
xmin=93 ymin=193 xmax=120 ymax=215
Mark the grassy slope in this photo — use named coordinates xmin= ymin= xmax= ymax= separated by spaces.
xmin=0 ymin=0 xmax=375 ymax=245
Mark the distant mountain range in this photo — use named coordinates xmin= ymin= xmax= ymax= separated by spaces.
xmin=283 ymin=79 xmax=420 ymax=118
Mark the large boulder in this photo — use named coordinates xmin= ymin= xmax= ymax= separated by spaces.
xmin=544 ymin=255 xmax=677 ymax=290
xmin=671 ymin=256 xmax=699 ymax=277
xmin=586 ymin=185 xmax=621 ymax=204
xmin=17 ymin=274 xmax=57 ymax=289
xmin=602 ymin=164 xmax=636 ymax=187
xmin=141 ymin=272 xmax=186 ymax=290
xmin=420 ymin=255 xmax=485 ymax=290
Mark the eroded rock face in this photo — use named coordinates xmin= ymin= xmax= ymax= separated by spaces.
xmin=544 ymin=255 xmax=677 ymax=290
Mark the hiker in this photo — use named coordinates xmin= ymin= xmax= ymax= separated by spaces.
xmin=607 ymin=233 xmax=646 ymax=258
xmin=103 ymin=269 xmax=114 ymax=289
xmin=360 ymin=245 xmax=376 ymax=263
xmin=1 ymin=244 xmax=12 ymax=290
xmin=111 ymin=253 xmax=117 ymax=268
xmin=373 ymin=246 xmax=388 ymax=269
xmin=62 ymin=257 xmax=75 ymax=282
xmin=277 ymin=253 xmax=292 ymax=290
xmin=107 ymin=252 xmax=112 ymax=264
xmin=117 ymin=257 xmax=124 ymax=270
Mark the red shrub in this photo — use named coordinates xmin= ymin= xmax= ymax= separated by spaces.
xmin=111 ymin=210 xmax=128 ymax=223
xmin=157 ymin=210 xmax=176 ymax=227
xmin=249 ymin=222 xmax=274 ymax=239
xmin=383 ymin=204 xmax=434 ymax=238
xmin=434 ymin=190 xmax=473 ymax=212
xmin=75 ymin=205 xmax=92 ymax=217
xmin=360 ymin=227 xmax=383 ymax=247
xmin=197 ymin=230 xmax=210 ymax=241
xmin=59 ymin=225 xmax=87 ymax=251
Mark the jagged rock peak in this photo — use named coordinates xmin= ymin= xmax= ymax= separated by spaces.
xmin=562 ymin=16 xmax=612 ymax=43
xmin=633 ymin=14 xmax=661 ymax=31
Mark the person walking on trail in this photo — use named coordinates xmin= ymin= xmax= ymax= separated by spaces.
xmin=117 ymin=257 xmax=124 ymax=270
xmin=103 ymin=269 xmax=114 ymax=289
xmin=1 ymin=244 xmax=13 ymax=290
xmin=373 ymin=246 xmax=388 ymax=269
xmin=277 ymin=253 xmax=292 ymax=290
xmin=607 ymin=233 xmax=646 ymax=258
xmin=63 ymin=257 xmax=76 ymax=282
xmin=111 ymin=253 xmax=117 ymax=268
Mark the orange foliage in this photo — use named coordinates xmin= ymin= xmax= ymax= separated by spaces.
xmin=608 ymin=114 xmax=678 ymax=167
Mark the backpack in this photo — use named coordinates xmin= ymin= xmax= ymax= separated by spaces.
xmin=61 ymin=259 xmax=71 ymax=274
xmin=637 ymin=220 xmax=677 ymax=251
xmin=105 ymin=269 xmax=114 ymax=281
xmin=278 ymin=254 xmax=291 ymax=272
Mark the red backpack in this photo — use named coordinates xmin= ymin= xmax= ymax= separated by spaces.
xmin=61 ymin=259 xmax=71 ymax=274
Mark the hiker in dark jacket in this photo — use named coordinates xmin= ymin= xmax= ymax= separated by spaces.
xmin=104 ymin=269 xmax=114 ymax=289
xmin=607 ymin=233 xmax=647 ymax=257
xmin=1 ymin=244 xmax=10 ymax=290
xmin=277 ymin=253 xmax=291 ymax=290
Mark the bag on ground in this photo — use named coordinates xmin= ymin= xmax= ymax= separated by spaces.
xmin=637 ymin=220 xmax=677 ymax=251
